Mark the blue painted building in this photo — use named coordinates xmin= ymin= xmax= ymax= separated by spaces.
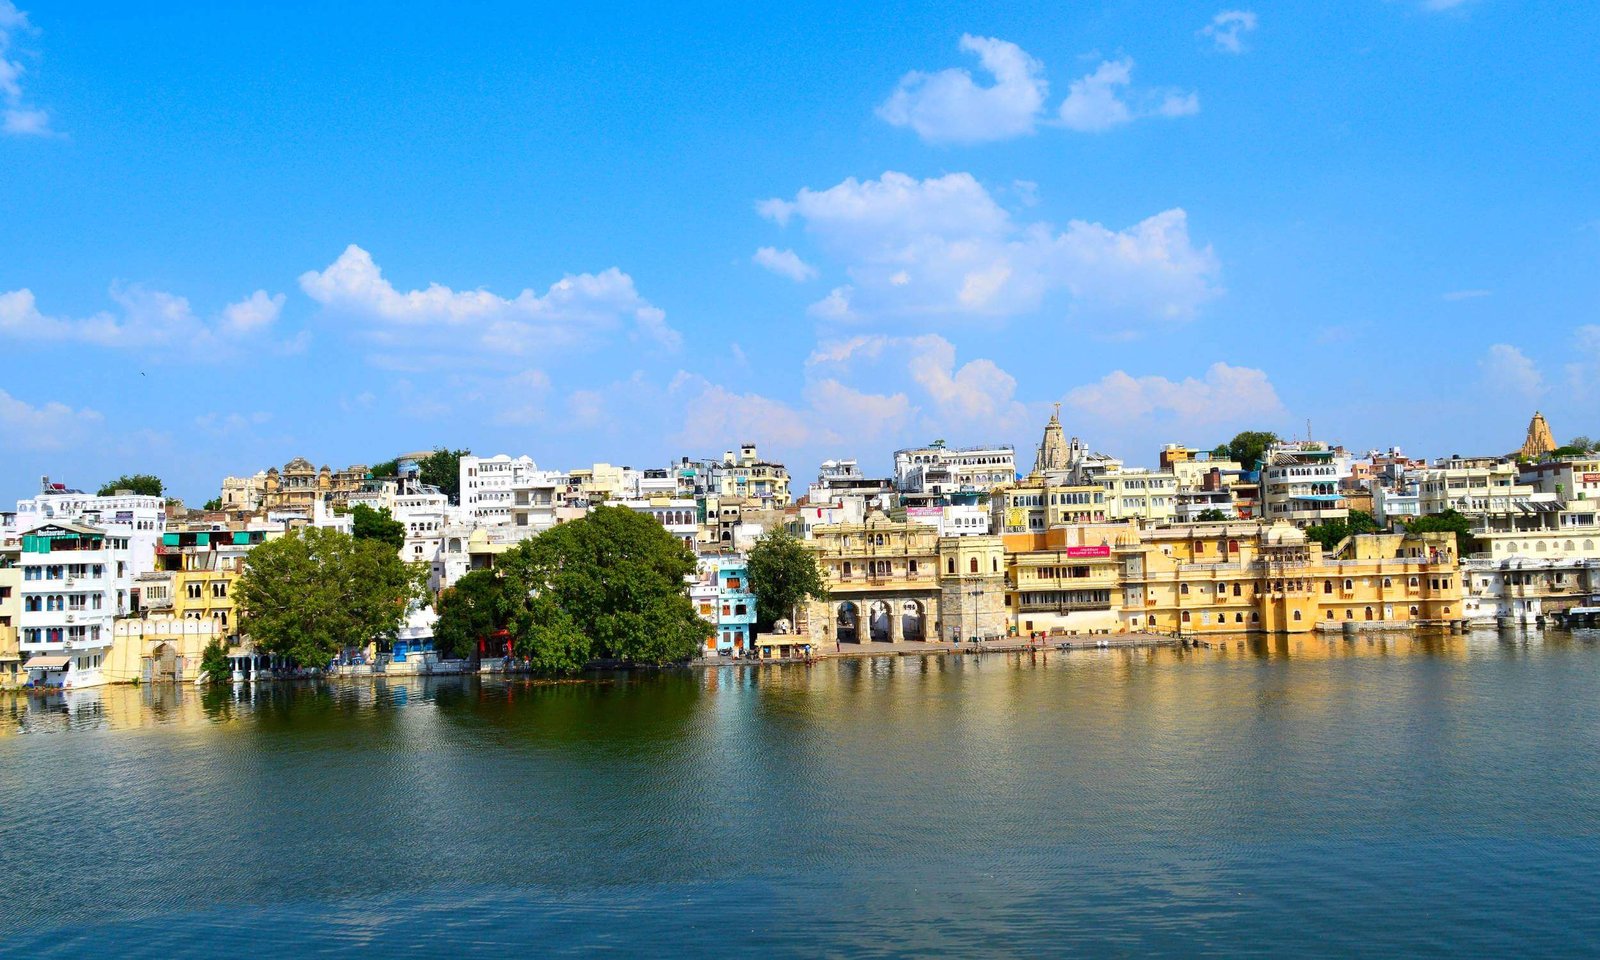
xmin=713 ymin=558 xmax=757 ymax=654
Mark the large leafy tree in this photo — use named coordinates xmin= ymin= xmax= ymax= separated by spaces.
xmin=1304 ymin=510 xmax=1380 ymax=551
xmin=420 ymin=448 xmax=470 ymax=503
xmin=1214 ymin=431 xmax=1281 ymax=471
xmin=98 ymin=474 xmax=163 ymax=497
xmin=433 ymin=570 xmax=507 ymax=661
xmin=368 ymin=459 xmax=400 ymax=480
xmin=350 ymin=504 xmax=406 ymax=550
xmin=236 ymin=526 xmax=427 ymax=668
xmin=495 ymin=505 xmax=710 ymax=671
xmin=1405 ymin=510 xmax=1476 ymax=554
xmin=746 ymin=527 xmax=827 ymax=632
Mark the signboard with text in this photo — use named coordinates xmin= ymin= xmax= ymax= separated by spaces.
xmin=1066 ymin=545 xmax=1112 ymax=558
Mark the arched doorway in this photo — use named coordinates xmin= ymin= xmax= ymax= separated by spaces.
xmin=150 ymin=642 xmax=178 ymax=682
xmin=836 ymin=602 xmax=859 ymax=644
xmin=900 ymin=600 xmax=925 ymax=642
xmin=869 ymin=601 xmax=892 ymax=643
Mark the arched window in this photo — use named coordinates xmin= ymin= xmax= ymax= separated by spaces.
xmin=1293 ymin=610 xmax=1302 ymax=621
xmin=947 ymin=558 xmax=956 ymax=574
xmin=1326 ymin=610 xmax=1334 ymax=620
xmin=1324 ymin=580 xmax=1333 ymax=594
xmin=1343 ymin=579 xmax=1353 ymax=591
xmin=1383 ymin=578 xmax=1392 ymax=588
xmin=1180 ymin=583 xmax=1190 ymax=595
xmin=1408 ymin=576 xmax=1419 ymax=588
xmin=969 ymin=557 xmax=979 ymax=574
xmin=1345 ymin=609 xmax=1354 ymax=620
xmin=1181 ymin=611 xmax=1191 ymax=623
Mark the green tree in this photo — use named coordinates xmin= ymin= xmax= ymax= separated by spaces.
xmin=97 ymin=473 xmax=163 ymax=497
xmin=746 ymin=527 xmax=828 ymax=632
xmin=350 ymin=504 xmax=406 ymax=550
xmin=1303 ymin=510 xmax=1381 ymax=551
xmin=203 ymin=497 xmax=223 ymax=511
xmin=433 ymin=570 xmax=506 ymax=661
xmin=420 ymin=448 xmax=470 ymax=503
xmin=1405 ymin=509 xmax=1476 ymax=554
xmin=1217 ymin=431 xmax=1280 ymax=471
xmin=369 ymin=459 xmax=400 ymax=479
xmin=1195 ymin=508 xmax=1230 ymax=522
xmin=236 ymin=526 xmax=427 ymax=669
xmin=1547 ymin=445 xmax=1588 ymax=459
xmin=200 ymin=637 xmax=232 ymax=684
xmin=495 ymin=505 xmax=710 ymax=672
xmin=1570 ymin=435 xmax=1594 ymax=452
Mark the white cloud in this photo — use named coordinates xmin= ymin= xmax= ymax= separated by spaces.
xmin=905 ymin=335 xmax=1026 ymax=429
xmin=1422 ymin=0 xmax=1470 ymax=9
xmin=1200 ymin=11 xmax=1258 ymax=54
xmin=299 ymin=244 xmax=681 ymax=360
xmin=1442 ymin=289 xmax=1491 ymax=301
xmin=0 ymin=388 xmax=103 ymax=451
xmin=0 ymin=284 xmax=295 ymax=356
xmin=1480 ymin=344 xmax=1543 ymax=400
xmin=1065 ymin=362 xmax=1283 ymax=425
xmin=0 ymin=2 xmax=54 ymax=137
xmin=672 ymin=374 xmax=820 ymax=451
xmin=1058 ymin=58 xmax=1200 ymax=132
xmin=762 ymin=171 xmax=1221 ymax=328
xmin=878 ymin=34 xmax=1048 ymax=144
xmin=752 ymin=246 xmax=818 ymax=282
xmin=1563 ymin=326 xmax=1600 ymax=400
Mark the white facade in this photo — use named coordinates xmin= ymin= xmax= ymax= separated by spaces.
xmin=19 ymin=522 xmax=137 ymax=688
xmin=618 ymin=498 xmax=700 ymax=550
xmin=903 ymin=503 xmax=991 ymax=536
xmin=1260 ymin=445 xmax=1350 ymax=526
xmin=894 ymin=443 xmax=1016 ymax=497
xmin=14 ymin=482 xmax=165 ymax=577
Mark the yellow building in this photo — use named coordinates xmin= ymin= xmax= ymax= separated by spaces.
xmin=1003 ymin=523 xmax=1139 ymax=636
xmin=991 ymin=479 xmax=1109 ymax=533
xmin=108 ymin=616 xmax=221 ymax=684
xmin=258 ymin=457 xmax=371 ymax=513
xmin=0 ymin=541 xmax=21 ymax=687
xmin=1117 ymin=523 xmax=1464 ymax=636
xmin=804 ymin=515 xmax=942 ymax=644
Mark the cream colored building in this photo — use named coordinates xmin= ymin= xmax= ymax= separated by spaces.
xmin=108 ymin=616 xmax=221 ymax=684
xmin=0 ymin=541 xmax=20 ymax=686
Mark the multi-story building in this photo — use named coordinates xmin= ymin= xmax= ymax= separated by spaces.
xmin=1519 ymin=454 xmax=1600 ymax=505
xmin=804 ymin=516 xmax=942 ymax=645
xmin=460 ymin=454 xmax=537 ymax=525
xmin=991 ymin=481 xmax=1108 ymax=533
xmin=619 ymin=497 xmax=700 ymax=551
xmin=1461 ymin=556 xmax=1600 ymax=624
xmin=253 ymin=458 xmax=371 ymax=514
xmin=893 ymin=442 xmax=1016 ymax=503
xmin=902 ymin=503 xmax=991 ymax=537
xmin=712 ymin=557 xmax=757 ymax=654
xmin=19 ymin=521 xmax=137 ymax=688
xmin=14 ymin=478 xmax=166 ymax=573
xmin=1260 ymin=443 xmax=1350 ymax=527
xmin=156 ymin=524 xmax=270 ymax=636
xmin=709 ymin=445 xmax=791 ymax=508
xmin=1002 ymin=524 xmax=1135 ymax=636
xmin=809 ymin=459 xmax=898 ymax=511
xmin=1159 ymin=444 xmax=1242 ymax=490
xmin=0 ymin=540 xmax=20 ymax=686
xmin=1117 ymin=524 xmax=1463 ymax=636
xmin=1415 ymin=457 xmax=1555 ymax=520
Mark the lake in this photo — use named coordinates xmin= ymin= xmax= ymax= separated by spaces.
xmin=2 ymin=630 xmax=1599 ymax=958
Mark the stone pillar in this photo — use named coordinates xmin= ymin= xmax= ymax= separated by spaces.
xmin=888 ymin=600 xmax=903 ymax=644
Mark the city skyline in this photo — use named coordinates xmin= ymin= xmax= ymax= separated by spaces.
xmin=3 ymin=1 xmax=1599 ymax=503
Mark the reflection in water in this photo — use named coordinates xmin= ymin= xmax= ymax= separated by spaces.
xmin=1 ymin=628 xmax=1598 ymax=958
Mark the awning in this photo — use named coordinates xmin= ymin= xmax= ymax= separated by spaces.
xmin=24 ymin=655 xmax=71 ymax=670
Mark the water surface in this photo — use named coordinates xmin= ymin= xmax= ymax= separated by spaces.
xmin=3 ymin=630 xmax=1599 ymax=958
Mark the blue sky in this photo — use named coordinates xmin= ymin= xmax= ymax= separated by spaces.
xmin=2 ymin=0 xmax=1598 ymax=503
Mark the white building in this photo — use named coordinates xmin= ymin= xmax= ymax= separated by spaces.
xmin=19 ymin=521 xmax=137 ymax=688
xmin=894 ymin=442 xmax=1016 ymax=500
xmin=618 ymin=497 xmax=700 ymax=551
xmin=903 ymin=503 xmax=991 ymax=536
xmin=1260 ymin=444 xmax=1351 ymax=527
xmin=14 ymin=478 xmax=166 ymax=576
xmin=459 ymin=454 xmax=537 ymax=525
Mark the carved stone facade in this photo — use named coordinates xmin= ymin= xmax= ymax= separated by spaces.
xmin=258 ymin=458 xmax=371 ymax=513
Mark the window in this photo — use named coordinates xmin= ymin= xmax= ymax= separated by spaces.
xmin=969 ymin=557 xmax=979 ymax=574
xmin=735 ymin=604 xmax=747 ymax=616
xmin=187 ymin=583 xmax=203 ymax=600
xmin=727 ymin=577 xmax=741 ymax=590
xmin=1180 ymin=584 xmax=1190 ymax=595
xmin=212 ymin=582 xmax=228 ymax=598
xmin=947 ymin=558 xmax=955 ymax=574
xmin=1293 ymin=610 xmax=1302 ymax=621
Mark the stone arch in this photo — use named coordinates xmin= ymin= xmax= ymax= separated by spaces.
xmin=836 ymin=602 xmax=859 ymax=644
xmin=868 ymin=601 xmax=892 ymax=643
xmin=900 ymin=600 xmax=925 ymax=642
